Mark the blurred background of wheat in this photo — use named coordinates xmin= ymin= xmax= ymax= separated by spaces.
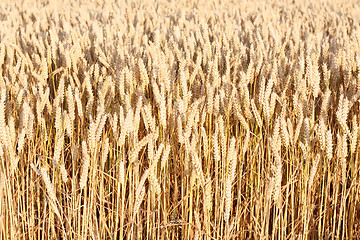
xmin=1 ymin=0 xmax=360 ymax=239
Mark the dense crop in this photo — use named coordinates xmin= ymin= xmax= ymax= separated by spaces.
xmin=1 ymin=0 xmax=360 ymax=239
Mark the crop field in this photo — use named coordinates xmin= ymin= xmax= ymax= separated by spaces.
xmin=1 ymin=0 xmax=360 ymax=239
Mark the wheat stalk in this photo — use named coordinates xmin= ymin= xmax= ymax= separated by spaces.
xmin=39 ymin=166 xmax=57 ymax=203
xmin=79 ymin=140 xmax=90 ymax=189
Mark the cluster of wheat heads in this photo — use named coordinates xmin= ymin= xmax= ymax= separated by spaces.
xmin=1 ymin=0 xmax=360 ymax=239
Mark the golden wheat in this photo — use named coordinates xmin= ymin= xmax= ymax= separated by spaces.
xmin=1 ymin=0 xmax=360 ymax=239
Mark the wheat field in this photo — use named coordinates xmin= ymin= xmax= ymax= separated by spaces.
xmin=1 ymin=0 xmax=360 ymax=239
